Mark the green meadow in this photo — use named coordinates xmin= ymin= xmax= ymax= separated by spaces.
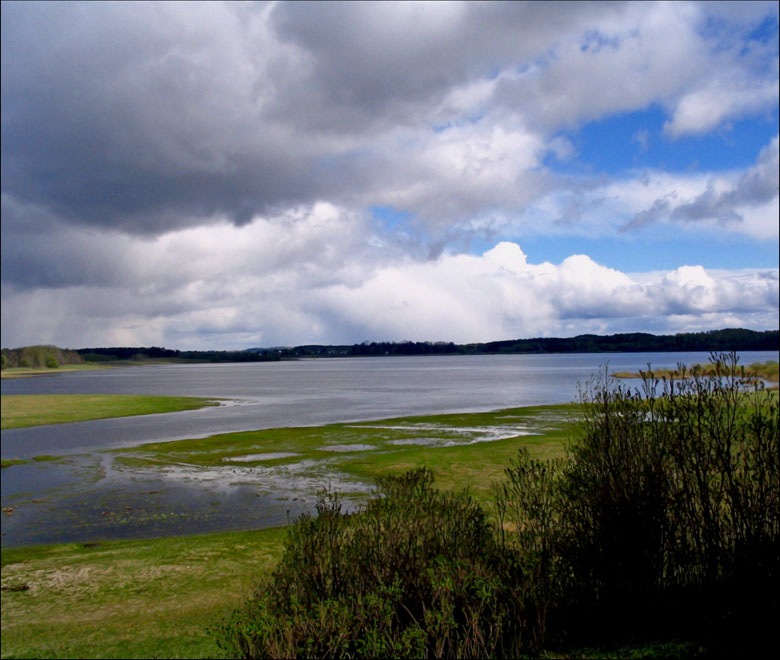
xmin=1 ymin=394 xmax=220 ymax=430
xmin=1 ymin=527 xmax=287 ymax=660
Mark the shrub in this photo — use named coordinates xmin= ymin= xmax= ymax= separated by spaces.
xmin=499 ymin=352 xmax=779 ymax=652
xmin=216 ymin=469 xmax=533 ymax=659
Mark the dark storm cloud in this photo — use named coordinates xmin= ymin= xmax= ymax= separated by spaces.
xmin=1 ymin=2 xmax=335 ymax=234
xmin=3 ymin=1 xmax=776 ymax=240
xmin=267 ymin=1 xmax=611 ymax=128
xmin=0 ymin=195 xmax=135 ymax=289
xmin=1 ymin=1 xmax=624 ymax=237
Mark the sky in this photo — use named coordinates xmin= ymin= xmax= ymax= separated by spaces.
xmin=1 ymin=1 xmax=778 ymax=350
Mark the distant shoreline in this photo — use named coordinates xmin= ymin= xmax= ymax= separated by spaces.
xmin=3 ymin=329 xmax=777 ymax=376
xmin=77 ymin=328 xmax=780 ymax=361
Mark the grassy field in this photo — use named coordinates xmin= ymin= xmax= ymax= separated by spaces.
xmin=0 ymin=527 xmax=287 ymax=659
xmin=1 ymin=394 xmax=220 ymax=430
xmin=1 ymin=405 xmax=575 ymax=658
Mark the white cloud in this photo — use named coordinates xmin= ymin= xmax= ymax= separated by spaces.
xmin=503 ymin=134 xmax=779 ymax=241
xmin=664 ymin=78 xmax=778 ymax=138
xmin=1 ymin=2 xmax=777 ymax=349
xmin=3 ymin=228 xmax=775 ymax=349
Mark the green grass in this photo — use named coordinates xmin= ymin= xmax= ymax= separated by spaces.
xmin=339 ymin=410 xmax=573 ymax=502
xmin=0 ymin=363 xmax=114 ymax=379
xmin=1 ymin=458 xmax=29 ymax=469
xmin=1 ymin=394 xmax=220 ymax=430
xmin=1 ymin=527 xmax=287 ymax=659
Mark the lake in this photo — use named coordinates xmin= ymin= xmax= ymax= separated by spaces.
xmin=2 ymin=351 xmax=776 ymax=546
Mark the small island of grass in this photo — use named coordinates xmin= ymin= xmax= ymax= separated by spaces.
xmin=1 ymin=394 xmax=220 ymax=430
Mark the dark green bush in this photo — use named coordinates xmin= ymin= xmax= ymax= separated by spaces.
xmin=499 ymin=353 xmax=779 ymax=652
xmin=216 ymin=468 xmax=533 ymax=659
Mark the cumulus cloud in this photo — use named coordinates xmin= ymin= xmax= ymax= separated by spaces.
xmin=2 ymin=229 xmax=776 ymax=349
xmin=664 ymin=79 xmax=778 ymax=138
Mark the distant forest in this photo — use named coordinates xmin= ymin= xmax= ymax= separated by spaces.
xmin=67 ymin=328 xmax=778 ymax=363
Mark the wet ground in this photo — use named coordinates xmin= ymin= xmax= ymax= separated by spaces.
xmin=1 ymin=451 xmax=369 ymax=546
xmin=1 ymin=409 xmax=560 ymax=546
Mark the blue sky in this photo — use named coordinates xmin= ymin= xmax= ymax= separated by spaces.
xmin=1 ymin=1 xmax=778 ymax=349
xmin=550 ymin=107 xmax=778 ymax=175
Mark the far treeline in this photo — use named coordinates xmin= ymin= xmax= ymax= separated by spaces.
xmin=1 ymin=345 xmax=83 ymax=369
xmin=257 ymin=328 xmax=779 ymax=358
xmin=1 ymin=328 xmax=777 ymax=368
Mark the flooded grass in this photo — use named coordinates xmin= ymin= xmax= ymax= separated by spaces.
xmin=116 ymin=404 xmax=577 ymax=506
xmin=1 ymin=459 xmax=29 ymax=469
xmin=2 ymin=404 xmax=576 ymax=547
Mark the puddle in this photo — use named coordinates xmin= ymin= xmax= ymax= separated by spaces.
xmin=320 ymin=444 xmax=377 ymax=452
xmin=375 ymin=424 xmax=535 ymax=447
xmin=222 ymin=452 xmax=299 ymax=462
xmin=388 ymin=437 xmax=445 ymax=446
xmin=0 ymin=479 xmax=319 ymax=547
xmin=0 ymin=452 xmax=372 ymax=547
xmin=125 ymin=456 xmax=371 ymax=493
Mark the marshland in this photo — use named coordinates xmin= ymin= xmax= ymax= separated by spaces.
xmin=2 ymin=351 xmax=778 ymax=658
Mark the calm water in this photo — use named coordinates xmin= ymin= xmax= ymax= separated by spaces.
xmin=2 ymin=352 xmax=776 ymax=546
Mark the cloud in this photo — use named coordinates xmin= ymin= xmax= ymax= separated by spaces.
xmin=663 ymin=4 xmax=779 ymax=136
xmin=2 ymin=230 xmax=776 ymax=349
xmin=622 ymin=135 xmax=779 ymax=236
xmin=664 ymin=78 xmax=778 ymax=137
xmin=1 ymin=2 xmax=777 ymax=350
xmin=2 ymin=1 xmax=777 ymax=241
